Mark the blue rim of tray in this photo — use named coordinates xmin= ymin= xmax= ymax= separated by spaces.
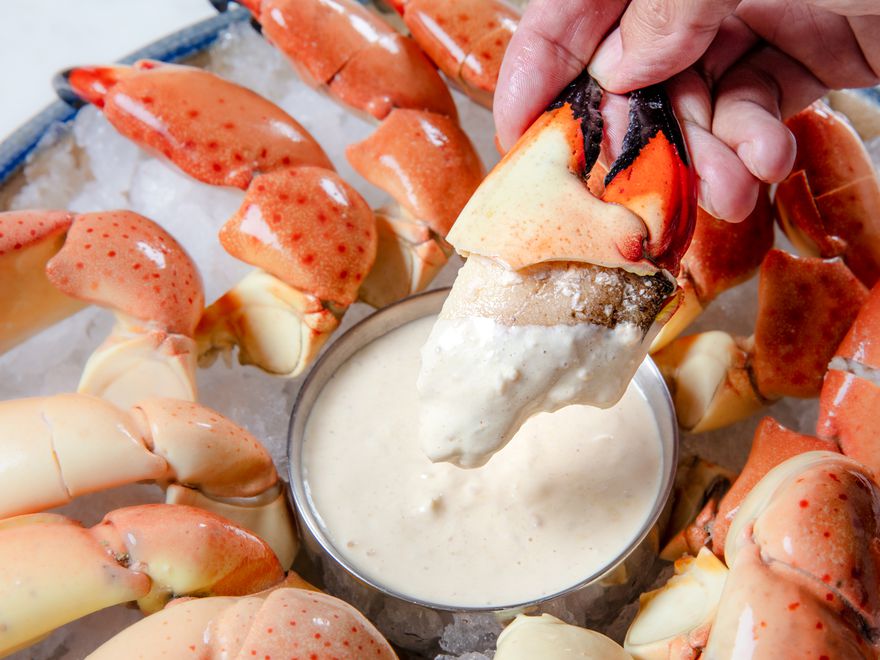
xmin=0 ymin=7 xmax=877 ymax=190
xmin=0 ymin=6 xmax=252 ymax=187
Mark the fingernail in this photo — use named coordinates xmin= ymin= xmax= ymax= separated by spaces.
xmin=588 ymin=30 xmax=622 ymax=88
xmin=698 ymin=180 xmax=720 ymax=219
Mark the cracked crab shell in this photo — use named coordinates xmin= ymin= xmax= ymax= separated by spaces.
xmin=776 ymin=102 xmax=880 ymax=286
xmin=0 ymin=210 xmax=84 ymax=353
xmin=248 ymin=0 xmax=456 ymax=120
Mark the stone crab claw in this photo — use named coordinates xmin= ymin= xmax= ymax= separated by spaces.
xmin=0 ymin=504 xmax=284 ymax=657
xmin=346 ymin=107 xmax=485 ymax=308
xmin=389 ymin=0 xmax=521 ymax=109
xmin=87 ymin=582 xmax=397 ymax=660
xmin=776 ymin=101 xmax=880 ymax=287
xmin=0 ymin=209 xmax=204 ymax=409
xmin=654 ymin=250 xmax=869 ymax=432
xmin=817 ymin=282 xmax=880 ymax=480
xmin=237 ymin=0 xmax=457 ymax=121
xmin=494 ymin=613 xmax=632 ymax=659
xmin=55 ymin=61 xmax=334 ymax=190
xmin=709 ymin=451 xmax=880 ymax=658
xmin=0 ymin=394 xmax=297 ymax=568
xmin=197 ymin=166 xmax=377 ymax=377
xmin=418 ymin=72 xmax=695 ymax=467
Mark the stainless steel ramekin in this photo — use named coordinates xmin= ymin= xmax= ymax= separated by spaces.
xmin=287 ymin=288 xmax=678 ymax=655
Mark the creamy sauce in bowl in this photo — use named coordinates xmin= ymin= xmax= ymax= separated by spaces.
xmin=302 ymin=313 xmax=664 ymax=608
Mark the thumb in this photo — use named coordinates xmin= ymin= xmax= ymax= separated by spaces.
xmin=589 ymin=0 xmax=742 ymax=93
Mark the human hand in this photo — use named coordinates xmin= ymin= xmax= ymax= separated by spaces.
xmin=494 ymin=0 xmax=880 ymax=221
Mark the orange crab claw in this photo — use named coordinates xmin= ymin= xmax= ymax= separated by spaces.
xmin=707 ymin=540 xmax=873 ymax=659
xmin=712 ymin=418 xmax=834 ymax=558
xmin=818 ymin=283 xmax=880 ymax=479
xmin=46 ymin=210 xmax=204 ymax=337
xmin=775 ymin=101 xmax=880 ymax=287
xmin=219 ymin=167 xmax=377 ymax=307
xmin=398 ymin=0 xmax=520 ymax=107
xmin=651 ymin=192 xmax=775 ymax=350
xmin=683 ymin=191 xmax=775 ymax=305
xmin=0 ymin=210 xmax=84 ymax=353
xmin=600 ymin=82 xmax=696 ymax=274
xmin=56 ymin=61 xmax=333 ymax=189
xmin=747 ymin=456 xmax=880 ymax=629
xmin=0 ymin=504 xmax=284 ymax=655
xmin=346 ymin=108 xmax=485 ymax=237
xmin=708 ymin=453 xmax=880 ymax=658
xmin=448 ymin=72 xmax=695 ymax=275
xmin=243 ymin=0 xmax=457 ymax=120
xmin=751 ymin=250 xmax=869 ymax=400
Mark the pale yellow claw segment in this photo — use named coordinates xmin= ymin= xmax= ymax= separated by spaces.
xmin=0 ymin=395 xmax=166 ymax=518
xmin=0 ymin=514 xmax=150 ymax=655
xmin=0 ymin=396 xmax=294 ymax=567
xmin=446 ymin=112 xmax=650 ymax=273
xmin=624 ymin=548 xmax=728 ymax=659
xmin=78 ymin=322 xmax=198 ymax=409
xmin=197 ymin=270 xmax=339 ymax=377
xmin=652 ymin=331 xmax=764 ymax=432
xmin=0 ymin=228 xmax=84 ymax=355
xmin=84 ymin=597 xmax=238 ymax=660
xmin=359 ymin=213 xmax=449 ymax=309
xmin=495 ymin=614 xmax=632 ymax=660
xmin=649 ymin=281 xmax=702 ymax=352
xmin=133 ymin=398 xmax=276 ymax=499
xmin=166 ymin=485 xmax=298 ymax=569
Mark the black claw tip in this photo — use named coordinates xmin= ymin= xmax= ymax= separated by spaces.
xmin=548 ymin=70 xmax=604 ymax=180
xmin=52 ymin=69 xmax=86 ymax=109
xmin=209 ymin=0 xmax=230 ymax=12
xmin=605 ymin=84 xmax=690 ymax=186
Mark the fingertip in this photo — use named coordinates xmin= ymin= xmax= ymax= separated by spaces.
xmin=686 ymin=124 xmax=761 ymax=223
xmin=737 ymin=125 xmax=796 ymax=183
xmin=493 ymin=55 xmax=535 ymax=152
xmin=586 ymin=30 xmax=622 ymax=90
xmin=699 ymin=167 xmax=760 ymax=223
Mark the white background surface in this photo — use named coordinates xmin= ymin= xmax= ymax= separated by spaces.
xmin=0 ymin=0 xmax=216 ymax=140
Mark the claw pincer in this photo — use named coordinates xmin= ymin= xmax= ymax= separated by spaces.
xmin=448 ymin=71 xmax=694 ymax=275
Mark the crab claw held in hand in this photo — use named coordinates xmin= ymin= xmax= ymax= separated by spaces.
xmin=0 ymin=209 xmax=204 ymax=409
xmin=0 ymin=504 xmax=284 ymax=657
xmin=418 ymin=71 xmax=695 ymax=467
